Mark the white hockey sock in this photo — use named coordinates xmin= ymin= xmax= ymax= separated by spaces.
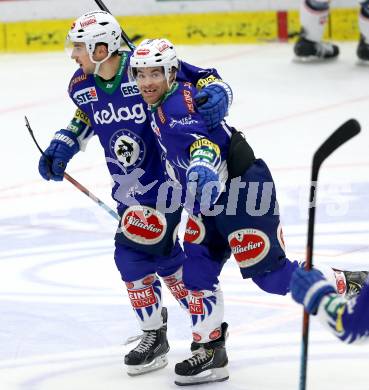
xmin=125 ymin=274 xmax=163 ymax=331
xmin=300 ymin=0 xmax=330 ymax=42
xmin=359 ymin=9 xmax=369 ymax=43
xmin=189 ymin=287 xmax=224 ymax=343
xmin=162 ymin=266 xmax=189 ymax=310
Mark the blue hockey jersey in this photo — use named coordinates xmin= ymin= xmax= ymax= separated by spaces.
xmin=149 ymin=81 xmax=234 ymax=205
xmin=66 ymin=51 xmax=224 ymax=213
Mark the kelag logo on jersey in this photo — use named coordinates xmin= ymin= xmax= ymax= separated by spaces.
xmin=120 ymin=82 xmax=140 ymax=97
xmin=94 ymin=103 xmax=146 ymax=125
xmin=73 ymin=87 xmax=98 ymax=105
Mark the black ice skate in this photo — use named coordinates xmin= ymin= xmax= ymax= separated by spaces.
xmin=124 ymin=307 xmax=169 ymax=376
xmin=357 ymin=35 xmax=369 ymax=61
xmin=294 ymin=35 xmax=339 ymax=60
xmin=174 ymin=322 xmax=229 ymax=386
xmin=344 ymin=270 xmax=369 ymax=298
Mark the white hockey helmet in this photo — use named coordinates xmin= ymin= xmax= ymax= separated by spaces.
xmin=67 ymin=10 xmax=122 ymax=63
xmin=130 ymin=39 xmax=179 ymax=82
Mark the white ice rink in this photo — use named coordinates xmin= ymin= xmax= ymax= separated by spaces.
xmin=1 ymin=43 xmax=369 ymax=390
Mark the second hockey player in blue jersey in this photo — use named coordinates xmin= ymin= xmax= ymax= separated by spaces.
xmin=129 ymin=38 xmax=369 ymax=386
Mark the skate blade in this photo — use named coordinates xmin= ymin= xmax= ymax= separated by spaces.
xmin=292 ymin=56 xmax=338 ymax=64
xmin=126 ymin=354 xmax=168 ymax=376
xmin=174 ymin=367 xmax=229 ymax=386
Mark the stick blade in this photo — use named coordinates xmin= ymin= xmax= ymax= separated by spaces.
xmin=313 ymin=119 xmax=361 ymax=178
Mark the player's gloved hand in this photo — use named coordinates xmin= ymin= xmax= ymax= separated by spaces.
xmin=290 ymin=268 xmax=336 ymax=314
xmin=186 ymin=163 xmax=220 ymax=205
xmin=38 ymin=130 xmax=80 ymax=181
xmin=194 ymin=82 xmax=233 ymax=129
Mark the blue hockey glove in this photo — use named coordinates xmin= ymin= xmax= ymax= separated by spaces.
xmin=194 ymin=82 xmax=233 ymax=129
xmin=186 ymin=163 xmax=220 ymax=205
xmin=290 ymin=268 xmax=336 ymax=314
xmin=38 ymin=130 xmax=80 ymax=181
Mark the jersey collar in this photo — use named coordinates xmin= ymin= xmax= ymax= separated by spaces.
xmin=94 ymin=52 xmax=129 ymax=95
xmin=150 ymin=82 xmax=179 ymax=112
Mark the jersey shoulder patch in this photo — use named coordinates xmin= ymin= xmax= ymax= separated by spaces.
xmin=68 ymin=69 xmax=92 ymax=96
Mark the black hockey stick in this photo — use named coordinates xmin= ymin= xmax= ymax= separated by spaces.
xmin=93 ymin=0 xmax=136 ymax=51
xmin=299 ymin=118 xmax=361 ymax=390
xmin=25 ymin=116 xmax=120 ymax=222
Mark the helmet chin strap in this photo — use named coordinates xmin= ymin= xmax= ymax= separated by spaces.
xmin=89 ymin=51 xmax=112 ymax=76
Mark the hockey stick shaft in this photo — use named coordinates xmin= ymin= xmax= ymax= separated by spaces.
xmin=299 ymin=118 xmax=361 ymax=390
xmin=93 ymin=0 xmax=136 ymax=51
xmin=25 ymin=116 xmax=120 ymax=222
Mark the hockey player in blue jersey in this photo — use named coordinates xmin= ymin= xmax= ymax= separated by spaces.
xmin=37 ymin=10 xmax=233 ymax=377
xmin=291 ymin=268 xmax=369 ymax=344
xmin=129 ymin=38 xmax=369 ymax=385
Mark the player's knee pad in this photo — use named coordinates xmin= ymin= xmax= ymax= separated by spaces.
xmin=125 ymin=274 xmax=163 ymax=330
xmin=189 ymin=287 xmax=224 ymax=343
xmin=305 ymin=0 xmax=330 ymax=11
xmin=162 ymin=266 xmax=189 ymax=310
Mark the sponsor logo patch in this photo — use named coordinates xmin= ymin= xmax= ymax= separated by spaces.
xmin=277 ymin=223 xmax=286 ymax=252
xmin=127 ymin=286 xmax=157 ymax=308
xmin=121 ymin=206 xmax=167 ymax=245
xmin=184 ymin=215 xmax=206 ymax=244
xmin=94 ymin=102 xmax=146 ymax=125
xmin=189 ymin=295 xmax=204 ymax=314
xmin=228 ymin=228 xmax=270 ymax=268
xmin=168 ymin=281 xmax=188 ymax=300
xmin=136 ymin=48 xmax=150 ymax=56
xmin=158 ymin=40 xmax=170 ymax=53
xmin=183 ymin=89 xmax=195 ymax=113
xmin=163 ymin=275 xmax=177 ymax=286
xmin=169 ymin=114 xmax=198 ymax=128
xmin=334 ymin=271 xmax=347 ymax=295
xmin=80 ymin=17 xmax=97 ymax=28
xmin=192 ymin=333 xmax=202 ymax=342
xmin=157 ymin=107 xmax=166 ymax=124
xmin=120 ymin=81 xmax=140 ymax=97
xmin=209 ymin=328 xmax=221 ymax=340
xmin=196 ymin=75 xmax=219 ymax=89
xmin=142 ymin=275 xmax=155 ymax=286
xmin=73 ymin=87 xmax=98 ymax=105
xmin=125 ymin=281 xmax=134 ymax=289
xmin=74 ymin=108 xmax=90 ymax=125
xmin=68 ymin=73 xmax=87 ymax=93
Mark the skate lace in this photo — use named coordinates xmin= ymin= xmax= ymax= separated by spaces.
xmin=133 ymin=330 xmax=157 ymax=354
xmin=187 ymin=348 xmax=212 ymax=367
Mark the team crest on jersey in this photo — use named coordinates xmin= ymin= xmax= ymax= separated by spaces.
xmin=109 ymin=129 xmax=146 ymax=172
xmin=228 ymin=228 xmax=270 ymax=268
xmin=121 ymin=205 xmax=167 ymax=245
xmin=184 ymin=215 xmax=206 ymax=244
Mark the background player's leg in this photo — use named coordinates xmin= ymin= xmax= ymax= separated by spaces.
xmin=294 ymin=0 xmax=339 ymax=59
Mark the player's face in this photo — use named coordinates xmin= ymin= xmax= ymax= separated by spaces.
xmin=70 ymin=43 xmax=95 ymax=74
xmin=135 ymin=67 xmax=168 ymax=105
